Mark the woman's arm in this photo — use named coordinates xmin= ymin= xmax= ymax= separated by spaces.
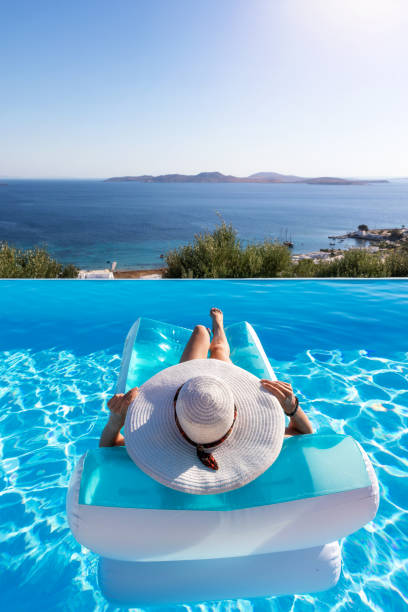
xmin=99 ymin=416 xmax=126 ymax=447
xmin=99 ymin=388 xmax=139 ymax=447
xmin=260 ymin=380 xmax=313 ymax=436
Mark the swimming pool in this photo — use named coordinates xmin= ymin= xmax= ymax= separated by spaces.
xmin=1 ymin=280 xmax=407 ymax=611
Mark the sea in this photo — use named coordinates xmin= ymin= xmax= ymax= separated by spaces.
xmin=0 ymin=179 xmax=407 ymax=270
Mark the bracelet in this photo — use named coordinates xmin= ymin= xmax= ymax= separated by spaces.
xmin=285 ymin=396 xmax=299 ymax=417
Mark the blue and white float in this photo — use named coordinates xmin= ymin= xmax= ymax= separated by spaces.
xmin=67 ymin=318 xmax=379 ymax=607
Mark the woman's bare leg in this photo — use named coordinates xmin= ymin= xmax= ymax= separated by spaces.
xmin=209 ymin=308 xmax=231 ymax=363
xmin=179 ymin=325 xmax=211 ymax=363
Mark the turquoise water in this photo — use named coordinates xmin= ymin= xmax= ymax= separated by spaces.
xmin=1 ymin=180 xmax=407 ymax=269
xmin=0 ymin=280 xmax=407 ymax=611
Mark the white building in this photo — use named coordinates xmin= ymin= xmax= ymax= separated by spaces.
xmin=77 ymin=269 xmax=115 ymax=279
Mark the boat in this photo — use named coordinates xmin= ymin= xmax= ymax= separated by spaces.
xmin=67 ymin=318 xmax=379 ymax=606
xmin=282 ymin=228 xmax=294 ymax=248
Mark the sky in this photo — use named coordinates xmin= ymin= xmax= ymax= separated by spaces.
xmin=1 ymin=0 xmax=407 ymax=178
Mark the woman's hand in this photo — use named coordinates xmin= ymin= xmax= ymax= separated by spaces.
xmin=261 ymin=380 xmax=297 ymax=415
xmin=100 ymin=387 xmax=139 ymax=447
xmin=261 ymin=379 xmax=314 ymax=435
xmin=107 ymin=387 xmax=139 ymax=429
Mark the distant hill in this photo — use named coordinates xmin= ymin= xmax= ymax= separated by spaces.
xmin=105 ymin=171 xmax=389 ymax=185
xmin=303 ymin=176 xmax=389 ymax=185
xmin=249 ymin=171 xmax=302 ymax=182
xmin=106 ymin=172 xmax=255 ymax=183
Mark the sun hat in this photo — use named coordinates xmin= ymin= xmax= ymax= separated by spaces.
xmin=124 ymin=358 xmax=285 ymax=495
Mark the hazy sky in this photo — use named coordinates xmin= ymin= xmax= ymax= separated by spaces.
xmin=1 ymin=0 xmax=407 ymax=178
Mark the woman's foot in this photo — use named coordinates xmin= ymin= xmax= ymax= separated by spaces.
xmin=209 ymin=308 xmax=231 ymax=362
xmin=210 ymin=307 xmax=223 ymax=335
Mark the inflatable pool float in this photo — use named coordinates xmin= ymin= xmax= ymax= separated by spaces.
xmin=67 ymin=317 xmax=379 ymax=606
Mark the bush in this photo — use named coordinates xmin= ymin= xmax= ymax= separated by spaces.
xmin=324 ymin=250 xmax=384 ymax=277
xmin=291 ymin=259 xmax=318 ymax=278
xmin=0 ymin=243 xmax=78 ymax=278
xmin=256 ymin=242 xmax=292 ymax=277
xmin=290 ymin=250 xmax=388 ymax=278
xmin=386 ymin=247 xmax=408 ymax=276
xmin=164 ymin=221 xmax=291 ymax=278
xmin=314 ymin=249 xmax=386 ymax=277
xmin=165 ymin=222 xmax=240 ymax=278
xmin=59 ymin=263 xmax=80 ymax=278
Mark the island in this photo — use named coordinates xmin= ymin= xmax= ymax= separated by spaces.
xmin=104 ymin=171 xmax=389 ymax=185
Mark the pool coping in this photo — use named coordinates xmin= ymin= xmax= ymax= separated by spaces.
xmin=1 ymin=277 xmax=408 ymax=281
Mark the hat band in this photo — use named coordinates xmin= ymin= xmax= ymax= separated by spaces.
xmin=173 ymin=386 xmax=237 ymax=471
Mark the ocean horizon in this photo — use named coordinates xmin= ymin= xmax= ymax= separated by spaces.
xmin=1 ymin=179 xmax=407 ymax=270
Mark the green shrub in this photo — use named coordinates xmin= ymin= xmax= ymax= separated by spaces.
xmin=0 ymin=242 xmax=78 ymax=278
xmin=164 ymin=221 xmax=291 ymax=278
xmin=291 ymin=259 xmax=318 ymax=278
xmin=290 ymin=251 xmax=388 ymax=278
xmin=256 ymin=242 xmax=292 ymax=277
xmin=59 ymin=263 xmax=80 ymax=278
xmin=386 ymin=247 xmax=408 ymax=276
xmin=165 ymin=222 xmax=240 ymax=278
xmin=314 ymin=249 xmax=386 ymax=277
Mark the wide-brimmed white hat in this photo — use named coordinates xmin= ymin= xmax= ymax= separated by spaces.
xmin=124 ymin=359 xmax=285 ymax=495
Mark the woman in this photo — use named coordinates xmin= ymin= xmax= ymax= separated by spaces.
xmin=100 ymin=308 xmax=313 ymax=449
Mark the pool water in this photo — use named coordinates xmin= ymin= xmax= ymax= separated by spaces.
xmin=0 ymin=280 xmax=407 ymax=611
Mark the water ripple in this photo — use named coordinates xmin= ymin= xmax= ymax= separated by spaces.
xmin=1 ymin=345 xmax=407 ymax=611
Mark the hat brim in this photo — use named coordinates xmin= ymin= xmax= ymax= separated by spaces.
xmin=124 ymin=359 xmax=285 ymax=495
